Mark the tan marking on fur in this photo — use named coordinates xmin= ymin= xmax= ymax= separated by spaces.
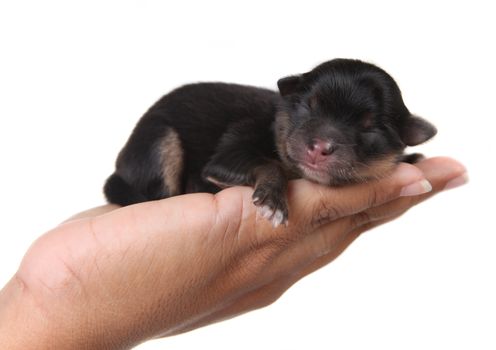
xmin=158 ymin=128 xmax=183 ymax=196
xmin=274 ymin=111 xmax=308 ymax=179
xmin=274 ymin=111 xmax=294 ymax=166
xmin=357 ymin=154 xmax=399 ymax=181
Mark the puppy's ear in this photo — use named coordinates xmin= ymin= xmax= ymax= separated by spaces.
xmin=400 ymin=115 xmax=437 ymax=146
xmin=277 ymin=75 xmax=303 ymax=96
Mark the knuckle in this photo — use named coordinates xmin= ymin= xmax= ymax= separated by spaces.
xmin=257 ymin=288 xmax=287 ymax=309
xmin=366 ymin=186 xmax=380 ymax=208
xmin=269 ymin=236 xmax=295 ymax=251
xmin=310 ymin=200 xmax=341 ymax=229
xmin=349 ymin=211 xmax=372 ymax=229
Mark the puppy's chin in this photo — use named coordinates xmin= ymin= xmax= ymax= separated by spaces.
xmin=297 ymin=163 xmax=332 ymax=185
xmin=296 ymin=154 xmax=399 ymax=186
xmin=297 ymin=161 xmax=361 ymax=186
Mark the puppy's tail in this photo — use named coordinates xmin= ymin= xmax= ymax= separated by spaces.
xmin=104 ymin=173 xmax=146 ymax=206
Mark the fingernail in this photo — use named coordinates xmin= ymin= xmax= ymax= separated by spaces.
xmin=443 ymin=172 xmax=469 ymax=190
xmin=400 ymin=179 xmax=432 ymax=197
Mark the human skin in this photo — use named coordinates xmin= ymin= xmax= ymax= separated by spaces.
xmin=0 ymin=157 xmax=466 ymax=349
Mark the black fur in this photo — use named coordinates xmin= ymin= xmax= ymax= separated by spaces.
xmin=104 ymin=59 xmax=436 ymax=226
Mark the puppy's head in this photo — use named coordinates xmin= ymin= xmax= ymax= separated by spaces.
xmin=275 ymin=59 xmax=436 ymax=185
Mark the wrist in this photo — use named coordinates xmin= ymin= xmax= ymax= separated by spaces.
xmin=0 ymin=274 xmax=132 ymax=350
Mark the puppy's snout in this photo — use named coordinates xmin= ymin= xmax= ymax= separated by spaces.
xmin=306 ymin=139 xmax=335 ymax=164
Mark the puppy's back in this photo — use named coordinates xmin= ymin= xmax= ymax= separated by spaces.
xmin=105 ymin=83 xmax=279 ymax=204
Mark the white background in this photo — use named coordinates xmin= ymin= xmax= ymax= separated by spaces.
xmin=1 ymin=1 xmax=495 ymax=349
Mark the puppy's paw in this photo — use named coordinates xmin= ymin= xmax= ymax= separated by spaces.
xmin=252 ymin=186 xmax=289 ymax=227
xmin=258 ymin=205 xmax=287 ymax=228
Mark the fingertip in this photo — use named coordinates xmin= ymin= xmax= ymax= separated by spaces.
xmin=443 ymin=172 xmax=469 ymax=191
xmin=416 ymin=156 xmax=467 ymax=175
xmin=406 ymin=156 xmax=468 ymax=194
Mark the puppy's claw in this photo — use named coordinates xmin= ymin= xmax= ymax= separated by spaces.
xmin=259 ymin=205 xmax=273 ymax=219
xmin=257 ymin=206 xmax=286 ymax=227
xmin=271 ymin=209 xmax=285 ymax=228
xmin=253 ymin=187 xmax=289 ymax=228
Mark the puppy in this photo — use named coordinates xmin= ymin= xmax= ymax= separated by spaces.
xmin=104 ymin=59 xmax=436 ymax=226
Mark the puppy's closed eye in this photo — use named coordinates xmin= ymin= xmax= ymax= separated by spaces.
xmin=309 ymin=95 xmax=318 ymax=109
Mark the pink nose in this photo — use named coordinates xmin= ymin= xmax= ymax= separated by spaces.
xmin=306 ymin=139 xmax=335 ymax=164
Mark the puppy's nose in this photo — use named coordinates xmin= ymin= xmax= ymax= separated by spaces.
xmin=307 ymin=139 xmax=335 ymax=163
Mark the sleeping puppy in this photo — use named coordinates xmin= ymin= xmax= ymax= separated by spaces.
xmin=104 ymin=58 xmax=436 ymax=227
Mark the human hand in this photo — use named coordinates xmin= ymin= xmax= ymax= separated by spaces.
xmin=0 ymin=157 xmax=466 ymax=349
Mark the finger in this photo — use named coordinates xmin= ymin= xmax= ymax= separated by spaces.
xmin=287 ymin=162 xmax=428 ymax=230
xmin=412 ymin=156 xmax=467 ymax=193
xmin=294 ymin=228 xmax=363 ymax=281
xmin=190 ymin=211 xmax=407 ymax=335
xmin=241 ymin=156 xmax=465 ymax=270
xmin=252 ymin=215 xmax=362 ymax=281
xmin=293 ymin=208 xmax=409 ymax=282
xmin=280 ymin=156 xmax=467 ymax=275
xmin=347 ymin=156 xmax=468 ymax=227
xmin=201 ymin=225 xmax=392 ymax=334
xmin=297 ymin=157 xmax=467 ymax=278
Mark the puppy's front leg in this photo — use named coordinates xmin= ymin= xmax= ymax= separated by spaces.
xmin=251 ymin=162 xmax=288 ymax=227
xmin=203 ymin=156 xmax=289 ymax=227
xmin=202 ymin=121 xmax=290 ymax=227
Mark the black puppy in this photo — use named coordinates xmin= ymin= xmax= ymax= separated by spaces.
xmin=104 ymin=59 xmax=436 ymax=226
